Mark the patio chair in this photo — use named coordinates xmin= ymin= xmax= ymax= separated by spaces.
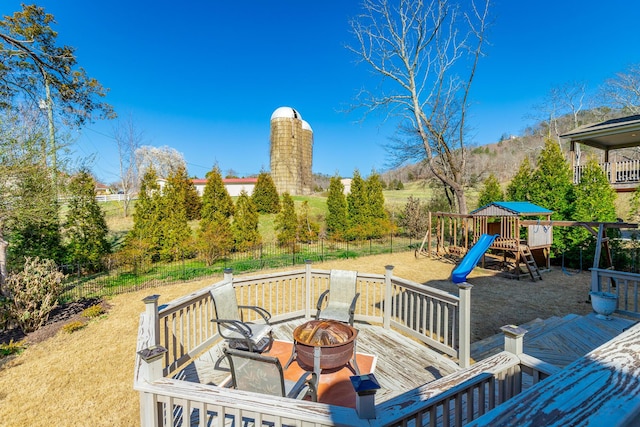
xmin=210 ymin=281 xmax=273 ymax=353
xmin=224 ymin=348 xmax=317 ymax=401
xmin=315 ymin=269 xmax=360 ymax=326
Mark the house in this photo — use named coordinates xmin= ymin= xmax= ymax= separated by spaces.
xmin=157 ymin=177 xmax=258 ymax=197
xmin=561 ymin=114 xmax=640 ymax=192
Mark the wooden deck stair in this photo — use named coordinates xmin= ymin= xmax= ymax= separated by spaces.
xmin=518 ymin=244 xmax=542 ymax=281
xmin=471 ymin=312 xmax=636 ymax=368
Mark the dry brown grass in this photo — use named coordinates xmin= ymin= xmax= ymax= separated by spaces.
xmin=0 ymin=252 xmax=593 ymax=426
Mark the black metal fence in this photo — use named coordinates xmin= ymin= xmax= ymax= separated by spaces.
xmin=60 ymin=235 xmax=420 ymax=302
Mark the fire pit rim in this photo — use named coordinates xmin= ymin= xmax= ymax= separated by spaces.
xmin=293 ymin=319 xmax=358 ymax=348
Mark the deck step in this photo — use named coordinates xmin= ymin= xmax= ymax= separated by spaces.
xmin=470 ymin=315 xmax=576 ymax=361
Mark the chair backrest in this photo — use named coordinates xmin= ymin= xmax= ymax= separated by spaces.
xmin=225 ymin=348 xmax=285 ymax=397
xmin=211 ymin=281 xmax=240 ymax=321
xmin=328 ymin=269 xmax=358 ymax=304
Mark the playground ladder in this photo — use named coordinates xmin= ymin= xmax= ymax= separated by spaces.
xmin=519 ymin=244 xmax=542 ymax=281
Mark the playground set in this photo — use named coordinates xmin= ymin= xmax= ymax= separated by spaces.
xmin=416 ymin=201 xmax=637 ymax=282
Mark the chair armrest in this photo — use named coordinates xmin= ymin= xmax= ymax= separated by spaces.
xmin=211 ymin=318 xmax=252 ymax=339
xmin=289 ymin=371 xmax=318 ymax=401
xmin=315 ymin=290 xmax=330 ymax=320
xmin=349 ymin=293 xmax=361 ymax=315
xmin=316 ymin=289 xmax=330 ymax=311
xmin=237 ymin=305 xmax=272 ymax=324
xmin=348 ymin=293 xmax=361 ymax=325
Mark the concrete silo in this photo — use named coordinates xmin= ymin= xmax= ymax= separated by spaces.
xmin=270 ymin=106 xmax=313 ymax=195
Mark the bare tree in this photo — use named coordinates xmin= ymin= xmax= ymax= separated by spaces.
xmin=532 ymin=81 xmax=588 ymax=154
xmin=600 ymin=63 xmax=640 ymax=114
xmin=113 ymin=116 xmax=143 ymax=217
xmin=348 ymin=0 xmax=490 ymax=214
xmin=135 ymin=145 xmax=186 ymax=181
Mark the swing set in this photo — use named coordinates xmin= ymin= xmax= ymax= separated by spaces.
xmin=416 ymin=202 xmax=637 ymax=281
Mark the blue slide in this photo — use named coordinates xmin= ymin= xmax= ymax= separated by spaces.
xmin=451 ymin=234 xmax=498 ymax=284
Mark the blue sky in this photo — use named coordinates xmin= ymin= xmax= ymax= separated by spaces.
xmin=2 ymin=1 xmax=640 ymax=183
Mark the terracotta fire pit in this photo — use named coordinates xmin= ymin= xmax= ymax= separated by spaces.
xmin=292 ymin=320 xmax=358 ymax=372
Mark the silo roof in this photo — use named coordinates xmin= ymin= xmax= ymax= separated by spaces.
xmin=271 ymin=106 xmax=302 ymax=120
xmin=301 ymin=120 xmax=313 ymax=132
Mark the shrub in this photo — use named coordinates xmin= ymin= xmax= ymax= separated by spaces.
xmin=62 ymin=320 xmax=87 ymax=333
xmin=6 ymin=257 xmax=65 ymax=333
xmin=0 ymin=339 xmax=26 ymax=357
xmin=81 ymin=304 xmax=105 ymax=318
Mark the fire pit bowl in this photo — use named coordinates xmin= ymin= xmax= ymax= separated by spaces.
xmin=293 ymin=320 xmax=358 ymax=371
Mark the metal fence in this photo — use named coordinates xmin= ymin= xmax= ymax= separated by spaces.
xmin=60 ymin=235 xmax=419 ymax=301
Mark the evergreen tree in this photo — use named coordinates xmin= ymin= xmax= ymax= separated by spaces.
xmin=159 ymin=167 xmax=192 ymax=261
xmin=197 ymin=212 xmax=233 ymax=266
xmin=275 ymin=193 xmax=298 ymax=246
xmin=64 ymin=169 xmax=110 ymax=271
xmin=567 ymin=158 xmax=618 ymax=267
xmin=126 ymin=166 xmax=163 ymax=263
xmin=477 ymin=173 xmax=504 ymax=208
xmin=346 ymin=170 xmax=369 ymax=240
xmin=297 ymin=200 xmax=319 ymax=243
xmin=573 ymin=158 xmax=617 ymax=222
xmin=252 ymin=172 xmax=281 ymax=214
xmin=529 ymin=139 xmax=575 ymax=256
xmin=232 ymin=190 xmax=261 ymax=251
xmin=178 ymin=166 xmax=202 ymax=221
xmin=326 ymin=175 xmax=347 ymax=240
xmin=7 ymin=163 xmax=64 ymax=271
xmin=201 ymin=166 xmax=234 ymax=224
xmin=506 ymin=157 xmax=534 ymax=202
xmin=530 ymin=139 xmax=574 ymax=220
xmin=366 ymin=172 xmax=390 ymax=238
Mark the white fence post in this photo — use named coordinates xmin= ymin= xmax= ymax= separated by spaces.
xmin=142 ymin=295 xmax=160 ymax=346
xmin=383 ymin=265 xmax=394 ymax=329
xmin=305 ymin=260 xmax=312 ymax=319
xmin=139 ymin=295 xmax=166 ymax=427
xmin=501 ymin=325 xmax=527 ymax=355
xmin=458 ymin=283 xmax=473 ymax=368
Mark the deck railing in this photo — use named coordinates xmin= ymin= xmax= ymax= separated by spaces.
xmin=135 ymin=265 xmax=557 ymax=427
xmin=149 ymin=263 xmax=470 ymax=377
xmin=591 ymin=268 xmax=640 ymax=319
xmin=574 ymin=160 xmax=640 ymax=185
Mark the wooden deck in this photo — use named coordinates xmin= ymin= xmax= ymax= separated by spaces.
xmin=179 ymin=312 xmax=636 ymax=409
xmin=471 ymin=312 xmax=637 ymax=368
xmin=178 ymin=318 xmax=462 ymax=404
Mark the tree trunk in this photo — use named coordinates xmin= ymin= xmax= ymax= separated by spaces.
xmin=0 ymin=235 xmax=8 ymax=293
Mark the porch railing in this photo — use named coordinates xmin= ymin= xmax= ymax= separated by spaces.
xmin=136 ymin=295 xmax=555 ymax=427
xmin=574 ymin=159 xmax=640 ymax=185
xmin=591 ymin=267 xmax=640 ymax=319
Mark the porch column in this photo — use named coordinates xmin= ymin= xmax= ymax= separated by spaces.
xmin=383 ymin=265 xmax=394 ymax=329
xmin=458 ymin=283 xmax=473 ymax=368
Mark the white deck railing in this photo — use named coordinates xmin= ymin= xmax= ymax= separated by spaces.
xmin=134 ymin=264 xmax=557 ymax=427
xmin=591 ymin=268 xmax=640 ymax=319
xmin=574 ymin=160 xmax=640 ymax=185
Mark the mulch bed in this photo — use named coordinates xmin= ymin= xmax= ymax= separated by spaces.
xmin=0 ymin=297 xmax=106 ymax=346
